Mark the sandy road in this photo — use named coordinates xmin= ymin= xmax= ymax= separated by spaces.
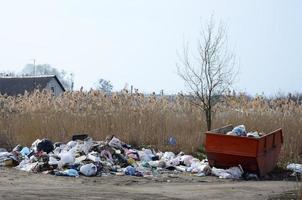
xmin=0 ymin=167 xmax=300 ymax=200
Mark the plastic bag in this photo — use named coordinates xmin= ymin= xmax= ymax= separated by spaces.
xmin=138 ymin=149 xmax=154 ymax=162
xmin=166 ymin=157 xmax=180 ymax=167
xmin=108 ymin=137 xmax=123 ymax=149
xmin=0 ymin=152 xmax=12 ymax=158
xmin=66 ymin=141 xmax=77 ymax=149
xmin=80 ymin=163 xmax=97 ymax=176
xmin=175 ymin=165 xmax=187 ymax=172
xmin=187 ymin=160 xmax=211 ymax=174
xmin=37 ymin=139 xmax=54 ymax=153
xmin=100 ymin=150 xmax=112 ymax=161
xmin=287 ymin=163 xmax=302 ymax=174
xmin=88 ymin=151 xmax=101 ymax=162
xmin=180 ymin=155 xmax=194 ymax=166
xmin=124 ymin=166 xmax=136 ymax=176
xmin=82 ymin=138 xmax=93 ymax=154
xmin=31 ymin=139 xmax=41 ymax=152
xmin=247 ymin=132 xmax=260 ymax=138
xmin=211 ymin=166 xmax=243 ymax=179
xmin=231 ymin=125 xmax=246 ymax=136
xmin=125 ymin=149 xmax=139 ymax=160
xmin=16 ymin=159 xmax=37 ymax=172
xmin=20 ymin=147 xmax=30 ymax=157
xmin=59 ymin=152 xmax=75 ymax=167
xmin=55 ymin=169 xmax=79 ymax=177
xmin=162 ymin=152 xmax=175 ymax=160
xmin=48 ymin=156 xmax=60 ymax=165
xmin=148 ymin=160 xmax=160 ymax=168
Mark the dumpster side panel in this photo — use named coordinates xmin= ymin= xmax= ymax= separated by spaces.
xmin=257 ymin=129 xmax=283 ymax=156
xmin=205 ymin=133 xmax=258 ymax=157
xmin=256 ymin=145 xmax=282 ymax=176
xmin=256 ymin=129 xmax=283 ymax=176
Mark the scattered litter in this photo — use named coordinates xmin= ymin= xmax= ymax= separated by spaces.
xmin=211 ymin=165 xmax=244 ymax=179
xmin=0 ymin=135 xmax=250 ymax=179
xmin=55 ymin=169 xmax=79 ymax=177
xmin=196 ymin=172 xmax=206 ymax=177
xmin=287 ymin=163 xmax=302 ymax=174
xmin=0 ymin=151 xmax=17 ymax=166
xmin=245 ymin=173 xmax=259 ymax=180
xmin=168 ymin=137 xmax=176 ymax=145
xmin=16 ymin=160 xmax=38 ymax=172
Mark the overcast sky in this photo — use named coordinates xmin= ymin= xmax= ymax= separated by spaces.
xmin=0 ymin=0 xmax=301 ymax=95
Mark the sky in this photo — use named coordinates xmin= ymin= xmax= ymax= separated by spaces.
xmin=0 ymin=0 xmax=301 ymax=95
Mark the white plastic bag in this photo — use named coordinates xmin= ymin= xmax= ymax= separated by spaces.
xmin=31 ymin=139 xmax=41 ymax=152
xmin=247 ymin=132 xmax=260 ymax=138
xmin=108 ymin=137 xmax=123 ymax=149
xmin=180 ymin=155 xmax=194 ymax=166
xmin=15 ymin=159 xmax=37 ymax=172
xmin=48 ymin=156 xmax=60 ymax=165
xmin=138 ymin=149 xmax=154 ymax=162
xmin=59 ymin=152 xmax=75 ymax=167
xmin=66 ymin=141 xmax=77 ymax=149
xmin=287 ymin=163 xmax=302 ymax=174
xmin=175 ymin=165 xmax=188 ymax=172
xmin=166 ymin=157 xmax=180 ymax=167
xmin=80 ymin=163 xmax=97 ymax=176
xmin=211 ymin=166 xmax=243 ymax=179
xmin=162 ymin=152 xmax=175 ymax=160
xmin=187 ymin=160 xmax=211 ymax=174
xmin=87 ymin=151 xmax=100 ymax=162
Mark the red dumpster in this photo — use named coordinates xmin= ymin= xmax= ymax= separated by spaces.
xmin=205 ymin=125 xmax=283 ymax=177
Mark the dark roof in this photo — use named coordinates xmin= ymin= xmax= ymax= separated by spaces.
xmin=0 ymin=75 xmax=65 ymax=96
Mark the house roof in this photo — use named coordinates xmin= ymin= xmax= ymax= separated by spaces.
xmin=0 ymin=75 xmax=65 ymax=96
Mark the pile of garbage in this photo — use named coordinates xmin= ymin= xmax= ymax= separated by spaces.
xmin=226 ymin=125 xmax=264 ymax=138
xmin=0 ymin=135 xmax=244 ymax=179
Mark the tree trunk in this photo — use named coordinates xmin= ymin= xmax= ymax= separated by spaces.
xmin=205 ymin=109 xmax=212 ymax=131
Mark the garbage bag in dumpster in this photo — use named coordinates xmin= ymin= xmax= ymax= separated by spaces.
xmin=205 ymin=124 xmax=283 ymax=177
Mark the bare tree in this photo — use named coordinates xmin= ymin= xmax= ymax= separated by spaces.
xmin=177 ymin=17 xmax=237 ymax=131
xmin=22 ymin=64 xmax=73 ymax=90
xmin=96 ymin=78 xmax=113 ymax=93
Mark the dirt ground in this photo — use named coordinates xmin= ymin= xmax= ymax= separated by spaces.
xmin=0 ymin=167 xmax=300 ymax=200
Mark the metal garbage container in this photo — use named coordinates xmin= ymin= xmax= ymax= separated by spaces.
xmin=205 ymin=125 xmax=283 ymax=176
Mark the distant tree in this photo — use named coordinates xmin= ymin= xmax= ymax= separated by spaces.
xmin=21 ymin=64 xmax=73 ymax=90
xmin=0 ymin=71 xmax=16 ymax=77
xmin=96 ymin=78 xmax=113 ymax=93
xmin=177 ymin=17 xmax=237 ymax=131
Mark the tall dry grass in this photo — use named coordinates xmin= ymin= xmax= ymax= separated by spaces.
xmin=0 ymin=90 xmax=203 ymax=154
xmin=0 ymin=90 xmax=301 ymax=164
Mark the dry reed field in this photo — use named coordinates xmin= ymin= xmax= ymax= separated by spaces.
xmin=0 ymin=90 xmax=301 ymax=165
